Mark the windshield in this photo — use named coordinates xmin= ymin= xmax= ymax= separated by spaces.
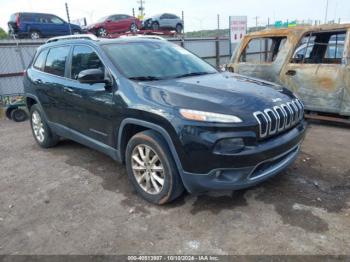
xmin=97 ymin=16 xmax=108 ymax=22
xmin=102 ymin=41 xmax=217 ymax=80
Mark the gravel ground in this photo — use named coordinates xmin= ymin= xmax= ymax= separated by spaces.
xmin=0 ymin=119 xmax=349 ymax=255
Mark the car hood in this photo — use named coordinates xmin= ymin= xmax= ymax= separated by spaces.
xmin=137 ymin=72 xmax=296 ymax=122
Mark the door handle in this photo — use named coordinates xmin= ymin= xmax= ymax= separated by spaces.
xmin=286 ymin=70 xmax=296 ymax=76
xmin=63 ymin=87 xmax=74 ymax=93
xmin=34 ymin=79 xmax=42 ymax=84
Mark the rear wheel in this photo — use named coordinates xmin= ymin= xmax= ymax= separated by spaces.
xmin=175 ymin=24 xmax=183 ymax=33
xmin=30 ymin=104 xmax=59 ymax=148
xmin=151 ymin=22 xmax=160 ymax=31
xmin=97 ymin=28 xmax=108 ymax=37
xmin=10 ymin=108 xmax=28 ymax=122
xmin=30 ymin=30 xmax=40 ymax=40
xmin=125 ymin=130 xmax=184 ymax=205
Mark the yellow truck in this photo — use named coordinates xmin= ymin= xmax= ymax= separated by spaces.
xmin=227 ymin=24 xmax=350 ymax=122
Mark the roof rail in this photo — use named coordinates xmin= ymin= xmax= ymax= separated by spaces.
xmin=46 ymin=34 xmax=98 ymax=44
xmin=119 ymin=35 xmax=166 ymax=41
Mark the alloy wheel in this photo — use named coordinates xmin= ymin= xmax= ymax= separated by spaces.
xmin=98 ymin=28 xmax=107 ymax=37
xmin=131 ymin=144 xmax=165 ymax=195
xmin=32 ymin=111 xmax=45 ymax=143
xmin=31 ymin=32 xmax=40 ymax=40
xmin=130 ymin=23 xmax=137 ymax=32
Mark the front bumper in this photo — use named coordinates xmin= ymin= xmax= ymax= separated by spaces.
xmin=179 ymin=121 xmax=306 ymax=193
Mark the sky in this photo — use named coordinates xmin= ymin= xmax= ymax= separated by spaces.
xmin=1 ymin=0 xmax=350 ymax=32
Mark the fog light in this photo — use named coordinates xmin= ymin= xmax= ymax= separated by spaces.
xmin=213 ymin=138 xmax=245 ymax=155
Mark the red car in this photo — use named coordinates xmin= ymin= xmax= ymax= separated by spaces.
xmin=87 ymin=14 xmax=142 ymax=37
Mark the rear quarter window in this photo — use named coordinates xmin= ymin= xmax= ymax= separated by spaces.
xmin=10 ymin=14 xmax=17 ymax=22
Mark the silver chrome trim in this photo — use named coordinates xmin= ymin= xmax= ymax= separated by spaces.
xmin=273 ymin=106 xmax=284 ymax=131
xmin=287 ymin=102 xmax=296 ymax=124
xmin=253 ymin=111 xmax=268 ymax=138
xmin=46 ymin=34 xmax=98 ymax=43
xmin=254 ymin=99 xmax=303 ymax=139
xmin=264 ymin=108 xmax=278 ymax=135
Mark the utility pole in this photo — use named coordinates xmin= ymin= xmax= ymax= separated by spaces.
xmin=215 ymin=14 xmax=220 ymax=68
xmin=182 ymin=11 xmax=185 ymax=34
xmin=324 ymin=0 xmax=329 ymax=24
xmin=137 ymin=0 xmax=145 ymax=20
xmin=254 ymin=16 xmax=259 ymax=31
xmin=65 ymin=3 xmax=72 ymax=35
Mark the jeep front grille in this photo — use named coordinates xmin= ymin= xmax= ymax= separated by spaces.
xmin=253 ymin=99 xmax=304 ymax=139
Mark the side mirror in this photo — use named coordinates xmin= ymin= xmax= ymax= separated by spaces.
xmin=78 ymin=69 xmax=109 ymax=85
xmin=106 ymin=19 xmax=112 ymax=23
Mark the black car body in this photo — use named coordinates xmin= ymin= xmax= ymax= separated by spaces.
xmin=24 ymin=36 xmax=306 ymax=204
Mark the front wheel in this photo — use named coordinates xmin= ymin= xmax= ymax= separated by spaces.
xmin=72 ymin=29 xmax=80 ymax=35
xmin=130 ymin=23 xmax=138 ymax=32
xmin=97 ymin=28 xmax=108 ymax=37
xmin=125 ymin=130 xmax=184 ymax=205
xmin=30 ymin=104 xmax=59 ymax=148
xmin=151 ymin=22 xmax=159 ymax=31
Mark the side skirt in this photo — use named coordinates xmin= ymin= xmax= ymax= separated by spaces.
xmin=49 ymin=122 xmax=121 ymax=162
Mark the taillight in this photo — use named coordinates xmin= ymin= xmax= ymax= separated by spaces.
xmin=16 ymin=14 xmax=20 ymax=27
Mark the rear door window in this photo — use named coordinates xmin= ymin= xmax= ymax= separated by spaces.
xmin=71 ymin=46 xmax=104 ymax=80
xmin=44 ymin=46 xmax=70 ymax=77
xmin=49 ymin=16 xmax=65 ymax=24
xmin=239 ymin=37 xmax=287 ymax=63
xmin=33 ymin=49 xmax=49 ymax=71
xmin=291 ymin=31 xmax=346 ymax=64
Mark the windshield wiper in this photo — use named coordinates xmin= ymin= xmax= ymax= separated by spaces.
xmin=129 ymin=76 xmax=163 ymax=81
xmin=174 ymin=72 xmax=215 ymax=78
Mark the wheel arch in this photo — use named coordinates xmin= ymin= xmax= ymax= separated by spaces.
xmin=25 ymin=94 xmax=49 ymax=122
xmin=117 ymin=118 xmax=184 ymax=176
xmin=26 ymin=96 xmax=37 ymax=111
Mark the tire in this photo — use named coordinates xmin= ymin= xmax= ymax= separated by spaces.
xmin=151 ymin=22 xmax=160 ymax=31
xmin=10 ymin=108 xmax=28 ymax=122
xmin=97 ymin=28 xmax=108 ymax=37
xmin=130 ymin=23 xmax=138 ymax=32
xmin=175 ymin=24 xmax=183 ymax=33
xmin=125 ymin=130 xmax=184 ymax=205
xmin=72 ymin=29 xmax=80 ymax=35
xmin=30 ymin=30 xmax=41 ymax=40
xmin=5 ymin=108 xmax=14 ymax=120
xmin=30 ymin=104 xmax=59 ymax=148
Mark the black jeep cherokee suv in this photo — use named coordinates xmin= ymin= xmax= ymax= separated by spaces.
xmin=24 ymin=36 xmax=306 ymax=204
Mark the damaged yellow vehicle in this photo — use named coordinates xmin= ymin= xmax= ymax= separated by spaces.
xmin=227 ymin=24 xmax=350 ymax=119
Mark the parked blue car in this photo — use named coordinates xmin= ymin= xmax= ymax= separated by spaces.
xmin=8 ymin=12 xmax=82 ymax=40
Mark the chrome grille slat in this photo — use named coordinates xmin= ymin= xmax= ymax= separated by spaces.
xmin=253 ymin=111 xmax=268 ymax=138
xmin=287 ymin=102 xmax=296 ymax=124
xmin=253 ymin=99 xmax=304 ymax=139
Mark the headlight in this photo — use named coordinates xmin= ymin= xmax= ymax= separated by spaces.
xmin=179 ymin=109 xmax=242 ymax=123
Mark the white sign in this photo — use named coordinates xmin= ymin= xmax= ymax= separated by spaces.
xmin=229 ymin=16 xmax=247 ymax=43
